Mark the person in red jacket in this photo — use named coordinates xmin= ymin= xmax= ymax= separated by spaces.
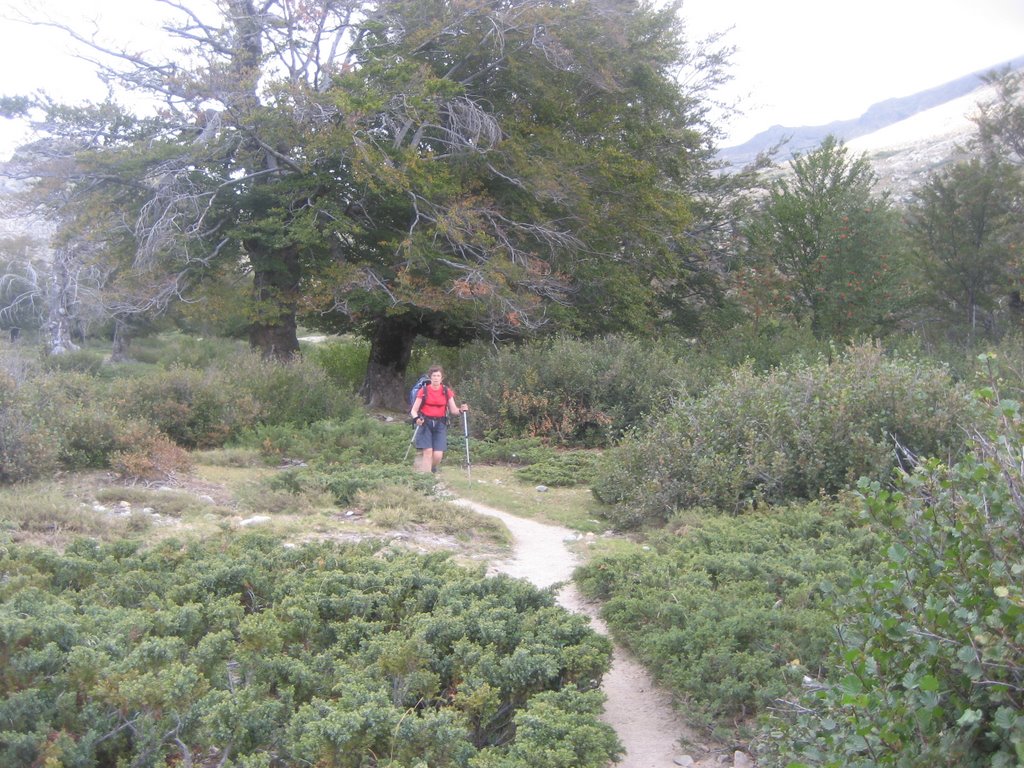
xmin=409 ymin=365 xmax=469 ymax=474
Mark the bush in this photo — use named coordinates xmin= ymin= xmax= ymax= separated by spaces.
xmin=593 ymin=342 xmax=976 ymax=528
xmin=515 ymin=452 xmax=600 ymax=487
xmin=236 ymin=415 xmax=407 ymax=464
xmin=697 ymin=317 xmax=828 ymax=374
xmin=460 ymin=335 xmax=689 ymax=447
xmin=269 ymin=461 xmax=436 ymax=505
xmin=108 ymin=352 xmax=352 ymax=450
xmin=109 ymin=365 xmax=242 ymax=448
xmin=305 ymin=336 xmax=369 ymax=392
xmin=0 ymin=535 xmax=616 ymax=768
xmin=126 ymin=332 xmax=247 ymax=367
xmin=0 ymin=374 xmax=60 ymax=484
xmin=470 ymin=436 xmax=555 ymax=466
xmin=761 ymin=373 xmax=1024 ymax=767
xmin=109 ymin=423 xmax=193 ymax=482
xmin=575 ymin=502 xmax=879 ymax=722
xmin=217 ymin=350 xmax=354 ymax=426
xmin=40 ymin=347 xmax=106 ymax=375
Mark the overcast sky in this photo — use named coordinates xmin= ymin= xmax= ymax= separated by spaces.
xmin=1 ymin=0 xmax=1023 ymax=154
xmin=683 ymin=0 xmax=1024 ymax=144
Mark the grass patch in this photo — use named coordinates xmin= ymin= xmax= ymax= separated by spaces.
xmin=356 ymin=485 xmax=510 ymax=545
xmin=0 ymin=483 xmax=142 ymax=544
xmin=443 ymin=463 xmax=608 ymax=533
xmin=193 ymin=446 xmax=268 ymax=468
xmin=233 ymin=481 xmax=337 ymax=517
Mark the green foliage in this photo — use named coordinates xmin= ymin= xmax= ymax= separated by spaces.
xmin=0 ymin=340 xmax=365 ymax=485
xmin=237 ymin=414 xmax=407 ymax=465
xmin=515 ymin=452 xmax=600 ymax=488
xmin=109 ymin=365 xmax=244 ymax=449
xmin=107 ymin=351 xmax=351 ymax=450
xmin=213 ymin=351 xmax=355 ymax=427
xmin=0 ymin=534 xmax=616 ymax=768
xmin=0 ymin=373 xmax=60 ymax=484
xmin=593 ymin=342 xmax=975 ymax=527
xmin=906 ymin=156 xmax=1024 ymax=341
xmin=39 ymin=347 xmax=107 ymax=375
xmin=470 ymin=436 xmax=555 ymax=466
xmin=269 ymin=462 xmax=436 ymax=505
xmin=742 ymin=136 xmax=910 ymax=340
xmin=698 ymin=317 xmax=829 ymax=375
xmin=305 ymin=337 xmax=369 ymax=392
xmin=117 ymin=331 xmax=248 ymax=368
xmin=575 ymin=502 xmax=878 ymax=720
xmin=469 ymin=686 xmax=621 ymax=768
xmin=462 ymin=335 xmax=689 ymax=447
xmin=760 ymin=374 xmax=1024 ymax=767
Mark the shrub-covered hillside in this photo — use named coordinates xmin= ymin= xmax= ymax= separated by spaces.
xmin=0 ymin=534 xmax=618 ymax=767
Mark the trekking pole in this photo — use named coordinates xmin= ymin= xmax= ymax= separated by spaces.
xmin=461 ymin=408 xmax=471 ymax=480
xmin=404 ymin=422 xmax=421 ymax=462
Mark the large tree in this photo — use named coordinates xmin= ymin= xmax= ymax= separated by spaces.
xmin=740 ymin=136 xmax=908 ymax=340
xmin=906 ymin=156 xmax=1024 ymax=339
xmin=7 ymin=0 xmax=727 ymax=406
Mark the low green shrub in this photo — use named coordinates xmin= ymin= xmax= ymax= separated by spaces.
xmin=0 ymin=534 xmax=616 ymax=768
xmin=515 ymin=452 xmax=600 ymax=487
xmin=471 ymin=436 xmax=555 ymax=466
xmin=575 ymin=501 xmax=879 ymax=722
xmin=269 ymin=461 xmax=436 ymax=505
xmin=761 ymin=375 xmax=1024 ymax=767
xmin=593 ymin=342 xmax=976 ymax=527
xmin=237 ymin=415 xmax=407 ymax=464
xmin=460 ymin=335 xmax=688 ymax=447
xmin=40 ymin=347 xmax=106 ymax=375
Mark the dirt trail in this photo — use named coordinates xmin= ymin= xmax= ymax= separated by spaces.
xmin=453 ymin=498 xmax=717 ymax=768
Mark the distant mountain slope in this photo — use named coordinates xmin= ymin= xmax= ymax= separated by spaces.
xmin=719 ymin=55 xmax=1024 ymax=168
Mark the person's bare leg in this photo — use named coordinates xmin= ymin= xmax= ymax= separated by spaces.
xmin=417 ymin=448 xmax=435 ymax=472
xmin=431 ymin=451 xmax=445 ymax=472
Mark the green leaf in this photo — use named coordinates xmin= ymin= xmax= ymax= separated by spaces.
xmin=956 ymin=708 xmax=983 ymax=727
xmin=918 ymin=674 xmax=940 ymax=692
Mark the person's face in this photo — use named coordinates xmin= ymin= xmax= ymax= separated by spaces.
xmin=430 ymin=370 xmax=443 ymax=386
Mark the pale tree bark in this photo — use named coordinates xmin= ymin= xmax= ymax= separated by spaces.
xmin=45 ymin=246 xmax=82 ymax=355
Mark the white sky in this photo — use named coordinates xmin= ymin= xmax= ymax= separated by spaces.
xmin=683 ymin=0 xmax=1024 ymax=144
xmin=0 ymin=0 xmax=1023 ymax=154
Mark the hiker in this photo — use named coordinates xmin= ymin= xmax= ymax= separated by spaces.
xmin=409 ymin=365 xmax=468 ymax=474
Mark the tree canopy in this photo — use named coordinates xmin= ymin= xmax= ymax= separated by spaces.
xmin=6 ymin=0 xmax=731 ymax=406
xmin=740 ymin=136 xmax=908 ymax=340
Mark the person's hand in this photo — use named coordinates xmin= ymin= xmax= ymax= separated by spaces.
xmin=460 ymin=403 xmax=469 ymax=412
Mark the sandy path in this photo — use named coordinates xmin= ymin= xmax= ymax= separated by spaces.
xmin=453 ymin=498 xmax=714 ymax=768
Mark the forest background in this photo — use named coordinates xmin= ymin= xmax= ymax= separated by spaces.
xmin=1 ymin=1 xmax=1023 ymax=766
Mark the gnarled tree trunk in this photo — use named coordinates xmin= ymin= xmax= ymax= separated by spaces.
xmin=45 ymin=247 xmax=81 ymax=356
xmin=359 ymin=315 xmax=419 ymax=410
xmin=247 ymin=244 xmax=301 ymax=361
